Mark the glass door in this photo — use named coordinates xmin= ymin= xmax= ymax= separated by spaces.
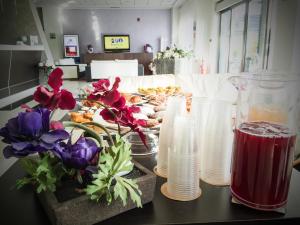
xmin=217 ymin=0 xmax=268 ymax=73
xmin=218 ymin=10 xmax=231 ymax=73
xmin=228 ymin=3 xmax=246 ymax=73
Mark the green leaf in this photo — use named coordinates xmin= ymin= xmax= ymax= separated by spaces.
xmin=114 ymin=177 xmax=128 ymax=206
xmin=85 ymin=137 xmax=142 ymax=207
xmin=16 ymin=177 xmax=32 ymax=189
xmin=17 ymin=154 xmax=69 ymax=193
xmin=118 ymin=177 xmax=142 ymax=208
xmin=20 ymin=158 xmax=38 ymax=175
xmin=77 ymin=172 xmax=83 ymax=184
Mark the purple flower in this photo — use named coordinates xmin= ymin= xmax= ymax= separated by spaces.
xmin=0 ymin=108 xmax=69 ymax=158
xmin=53 ymin=137 xmax=101 ymax=170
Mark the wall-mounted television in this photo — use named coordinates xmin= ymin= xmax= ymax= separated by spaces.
xmin=103 ymin=35 xmax=130 ymax=52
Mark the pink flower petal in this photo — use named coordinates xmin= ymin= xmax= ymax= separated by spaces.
xmin=128 ymin=105 xmax=141 ymax=113
xmin=20 ymin=104 xmax=33 ymax=112
xmin=100 ymin=108 xmax=116 ymax=121
xmin=58 ymin=89 xmax=76 ymax=110
xmin=112 ymin=77 xmax=121 ymax=90
xmin=33 ymin=86 xmax=54 ymax=106
xmin=50 ymin=121 xmax=64 ymax=130
xmin=112 ymin=96 xmax=126 ymax=109
xmin=136 ymin=119 xmax=147 ymax=127
xmin=92 ymin=79 xmax=110 ymax=92
xmin=100 ymin=90 xmax=121 ymax=106
xmin=48 ymin=68 xmax=63 ymax=92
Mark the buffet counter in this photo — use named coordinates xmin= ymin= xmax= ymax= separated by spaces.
xmin=0 ymin=154 xmax=300 ymax=225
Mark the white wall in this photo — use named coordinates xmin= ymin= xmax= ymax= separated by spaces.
xmin=172 ymin=0 xmax=219 ymax=73
xmin=42 ymin=6 xmax=67 ymax=62
xmin=42 ymin=7 xmax=171 ymax=61
xmin=291 ymin=0 xmax=300 ymax=74
xmin=62 ymin=9 xmax=171 ymax=54
xmin=268 ymin=0 xmax=299 ymax=72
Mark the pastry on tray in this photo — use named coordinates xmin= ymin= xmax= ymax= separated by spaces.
xmin=147 ymin=94 xmax=167 ymax=106
xmin=81 ymin=100 xmax=100 ymax=108
xmin=138 ymin=86 xmax=182 ymax=96
xmin=83 ymin=112 xmax=94 ymax=120
xmin=70 ymin=112 xmax=92 ymax=123
xmin=142 ymin=119 xmax=160 ymax=128
xmin=129 ymin=95 xmax=143 ymax=104
xmin=121 ymin=93 xmax=143 ymax=104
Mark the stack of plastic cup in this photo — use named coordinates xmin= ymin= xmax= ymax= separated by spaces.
xmin=190 ymin=97 xmax=210 ymax=177
xmin=191 ymin=97 xmax=234 ymax=186
xmin=161 ymin=115 xmax=201 ymax=201
xmin=154 ymin=96 xmax=186 ymax=178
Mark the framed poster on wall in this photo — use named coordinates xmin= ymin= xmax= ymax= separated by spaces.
xmin=63 ymin=34 xmax=79 ymax=57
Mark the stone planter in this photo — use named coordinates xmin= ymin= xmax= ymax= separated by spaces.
xmin=154 ymin=58 xmax=194 ymax=75
xmin=37 ymin=161 xmax=156 ymax=225
xmin=154 ymin=58 xmax=175 ymax=74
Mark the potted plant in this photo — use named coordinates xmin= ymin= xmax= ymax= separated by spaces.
xmin=0 ymin=68 xmax=156 ymax=225
xmin=153 ymin=46 xmax=193 ymax=74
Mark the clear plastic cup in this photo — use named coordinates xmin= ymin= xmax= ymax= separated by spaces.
xmin=124 ymin=130 xmax=158 ymax=155
xmin=191 ymin=97 xmax=234 ymax=186
xmin=154 ymin=96 xmax=186 ymax=178
xmin=161 ymin=115 xmax=201 ymax=201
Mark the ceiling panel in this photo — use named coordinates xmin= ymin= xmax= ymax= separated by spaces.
xmin=33 ymin=0 xmax=180 ymax=9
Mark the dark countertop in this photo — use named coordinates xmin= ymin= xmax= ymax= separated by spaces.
xmin=1 ymin=154 xmax=300 ymax=225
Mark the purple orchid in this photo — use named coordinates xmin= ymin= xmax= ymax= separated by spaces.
xmin=53 ymin=137 xmax=101 ymax=170
xmin=0 ymin=108 xmax=69 ymax=158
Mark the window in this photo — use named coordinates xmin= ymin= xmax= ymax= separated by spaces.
xmin=218 ymin=0 xmax=268 ymax=73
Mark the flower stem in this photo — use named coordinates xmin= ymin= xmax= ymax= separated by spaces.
xmin=49 ymin=109 xmax=56 ymax=120
xmin=62 ymin=121 xmax=103 ymax=147
xmin=120 ymin=129 xmax=132 ymax=137
xmin=82 ymin=121 xmax=115 ymax=146
xmin=84 ymin=99 xmax=122 ymax=133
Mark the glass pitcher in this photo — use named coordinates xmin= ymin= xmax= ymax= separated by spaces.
xmin=230 ymin=73 xmax=300 ymax=211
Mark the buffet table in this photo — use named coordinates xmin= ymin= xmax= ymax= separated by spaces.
xmin=1 ymin=154 xmax=300 ymax=225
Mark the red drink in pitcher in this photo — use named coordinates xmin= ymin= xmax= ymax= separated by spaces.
xmin=231 ymin=121 xmax=296 ymax=210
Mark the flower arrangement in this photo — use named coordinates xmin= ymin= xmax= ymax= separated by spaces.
xmin=0 ymin=68 xmax=146 ymax=207
xmin=154 ymin=46 xmax=193 ymax=60
xmin=38 ymin=61 xmax=55 ymax=84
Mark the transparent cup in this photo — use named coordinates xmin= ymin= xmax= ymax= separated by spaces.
xmin=154 ymin=96 xmax=186 ymax=178
xmin=191 ymin=97 xmax=234 ymax=186
xmin=161 ymin=115 xmax=201 ymax=201
xmin=230 ymin=73 xmax=300 ymax=211
xmin=124 ymin=130 xmax=158 ymax=155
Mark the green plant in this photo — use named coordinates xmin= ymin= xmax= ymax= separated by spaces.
xmin=16 ymin=154 xmax=74 ymax=193
xmin=85 ymin=135 xmax=142 ymax=207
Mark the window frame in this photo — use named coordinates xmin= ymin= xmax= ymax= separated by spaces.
xmin=217 ymin=0 xmax=270 ymax=73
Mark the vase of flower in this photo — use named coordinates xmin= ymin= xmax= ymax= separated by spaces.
xmin=0 ymin=68 xmax=156 ymax=225
xmin=153 ymin=46 xmax=193 ymax=75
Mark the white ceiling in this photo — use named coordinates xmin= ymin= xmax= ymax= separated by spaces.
xmin=33 ymin=0 xmax=185 ymax=9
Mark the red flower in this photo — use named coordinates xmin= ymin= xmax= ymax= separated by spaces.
xmin=33 ymin=68 xmax=76 ymax=110
xmin=92 ymin=79 xmax=110 ymax=92
xmin=100 ymin=106 xmax=147 ymax=147
xmin=89 ymin=76 xmax=147 ymax=147
xmin=112 ymin=96 xmax=126 ymax=109
xmin=48 ymin=67 xmax=63 ymax=91
xmin=88 ymin=77 xmax=122 ymax=108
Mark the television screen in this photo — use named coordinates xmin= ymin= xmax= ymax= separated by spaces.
xmin=103 ymin=35 xmax=130 ymax=52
